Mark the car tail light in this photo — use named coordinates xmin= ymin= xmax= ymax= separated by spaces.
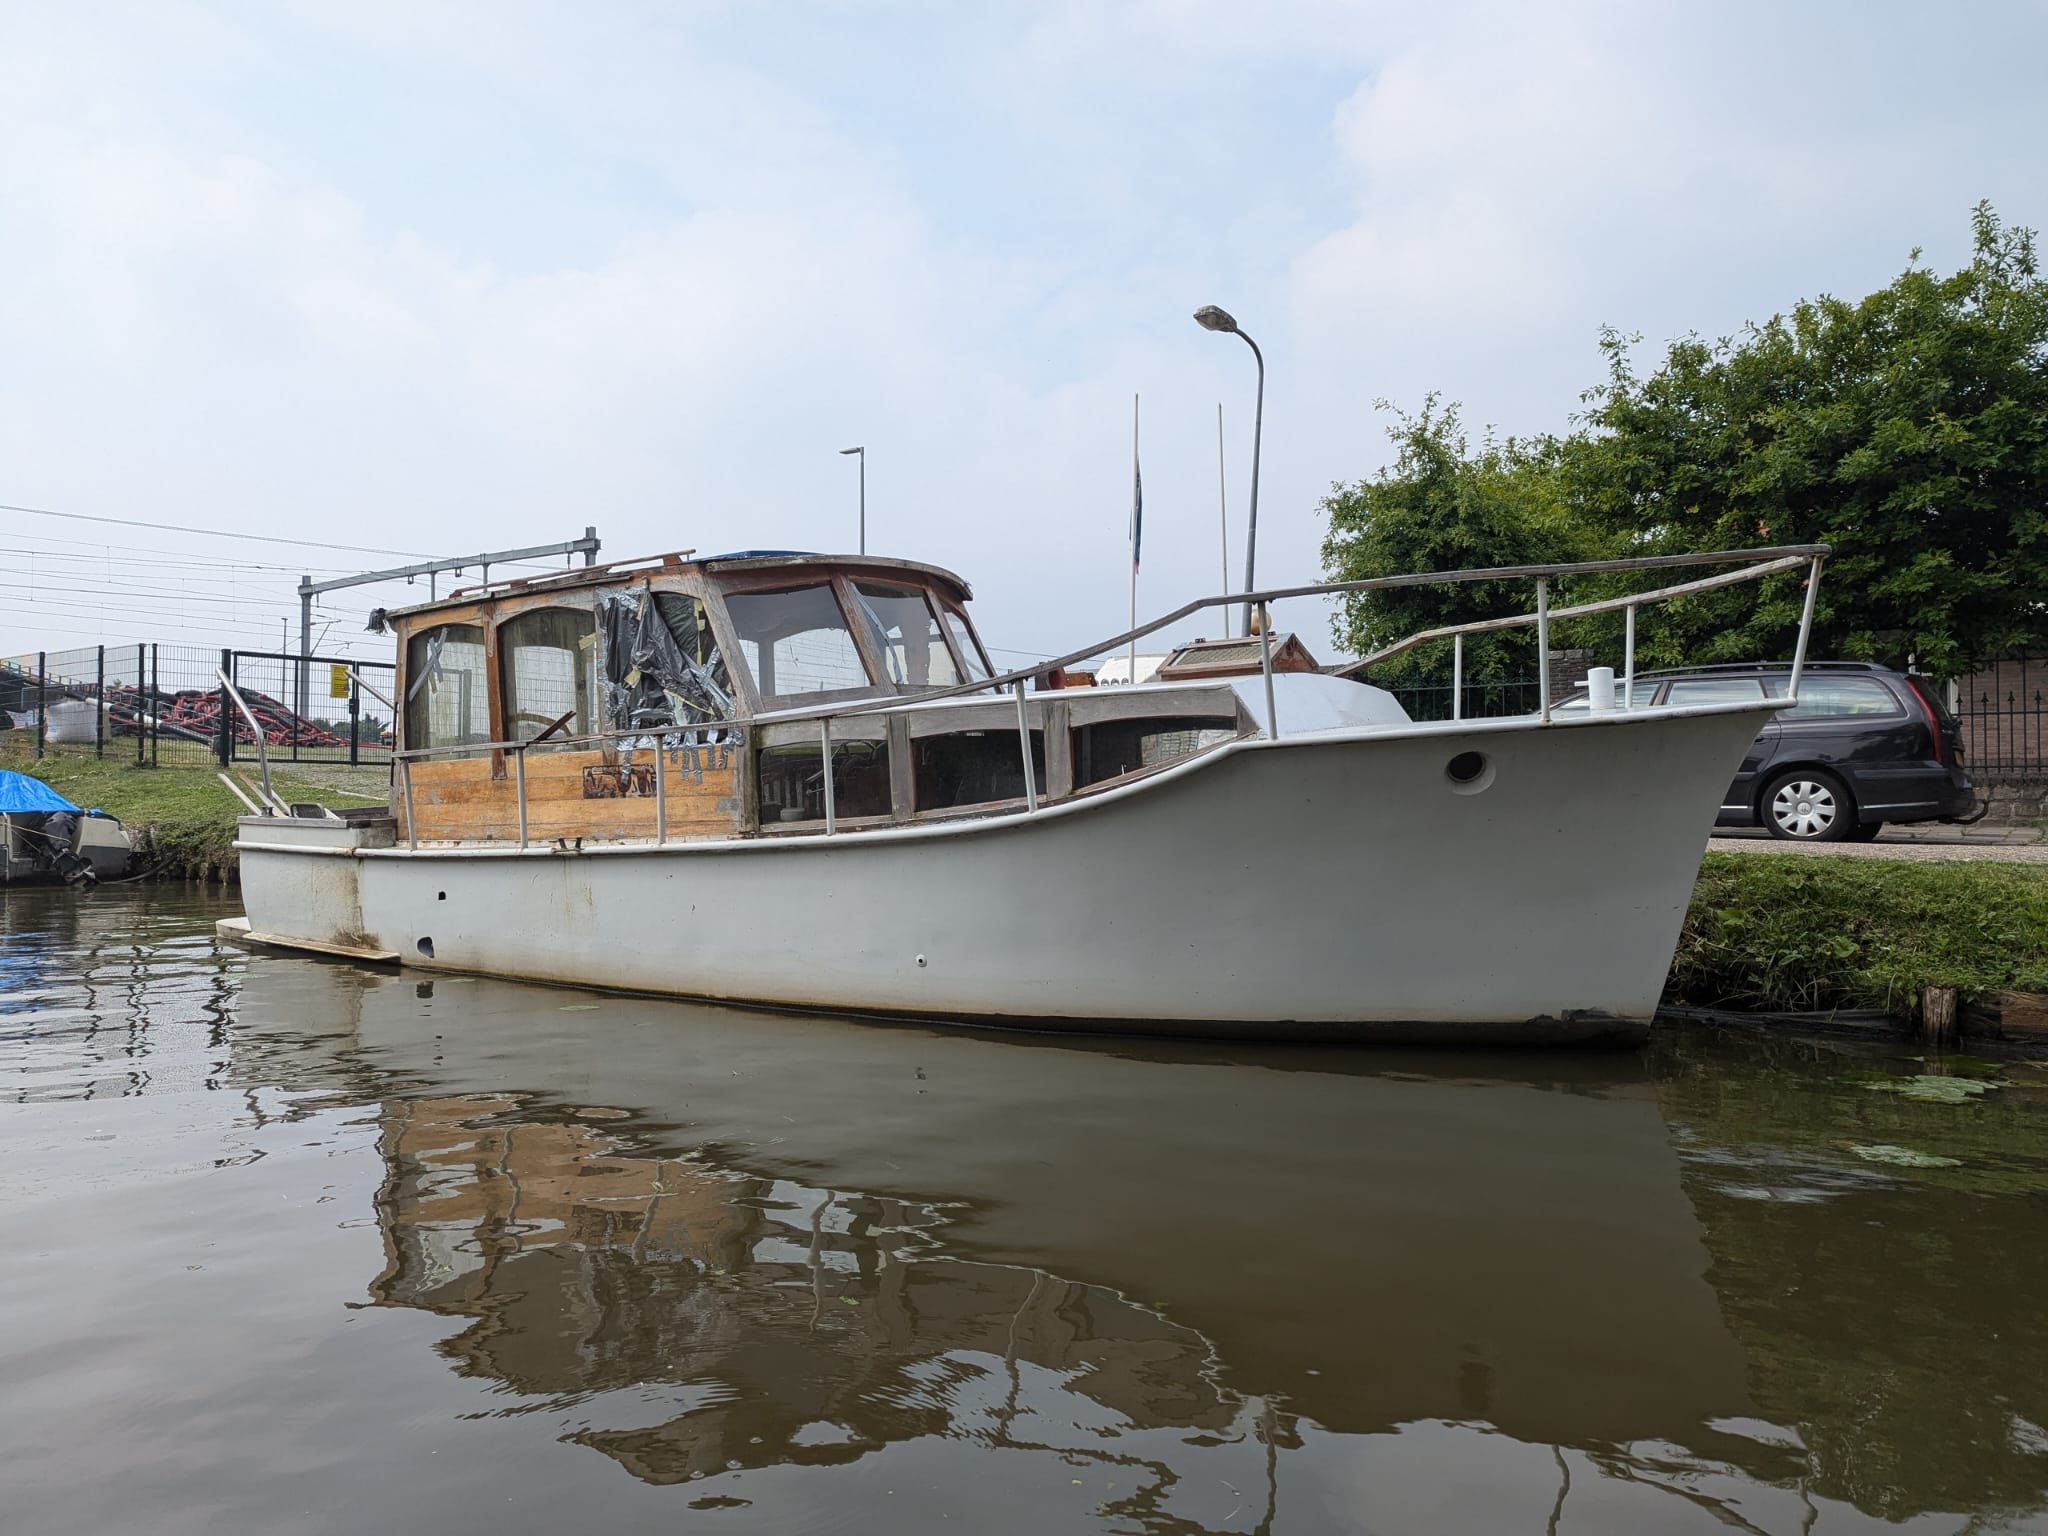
xmin=1903 ymin=677 xmax=1947 ymax=765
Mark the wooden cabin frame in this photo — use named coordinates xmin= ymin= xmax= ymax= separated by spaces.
xmin=382 ymin=551 xmax=1254 ymax=848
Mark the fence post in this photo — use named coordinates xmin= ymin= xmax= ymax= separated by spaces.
xmin=34 ymin=652 xmax=45 ymax=759
xmin=216 ymin=649 xmax=233 ymax=767
xmin=150 ymin=645 xmax=159 ymax=768
xmin=349 ymin=673 xmax=361 ymax=767
xmin=138 ymin=644 xmax=147 ymax=765
xmin=94 ymin=645 xmax=105 ymax=759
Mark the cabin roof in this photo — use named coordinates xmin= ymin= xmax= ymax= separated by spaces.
xmin=1156 ymin=632 xmax=1319 ymax=680
xmin=381 ymin=549 xmax=975 ymax=623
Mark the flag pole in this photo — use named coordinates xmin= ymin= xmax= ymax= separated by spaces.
xmin=1129 ymin=393 xmax=1140 ymax=685
xmin=1215 ymin=402 xmax=1229 ymax=638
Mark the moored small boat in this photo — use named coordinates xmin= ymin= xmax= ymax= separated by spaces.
xmin=0 ymin=770 xmax=134 ymax=885
xmin=224 ymin=543 xmax=1829 ymax=1042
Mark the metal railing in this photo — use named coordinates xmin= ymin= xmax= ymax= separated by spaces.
xmin=1956 ymin=660 xmax=2048 ymax=775
xmin=382 ymin=544 xmax=1829 ymax=847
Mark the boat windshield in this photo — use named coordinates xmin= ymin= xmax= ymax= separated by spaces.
xmin=939 ymin=605 xmax=992 ymax=682
xmin=724 ymin=583 xmax=873 ymax=703
xmin=850 ymin=582 xmax=963 ymax=691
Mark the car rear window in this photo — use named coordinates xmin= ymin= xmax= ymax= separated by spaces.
xmin=1763 ymin=676 xmax=1902 ymax=719
xmin=1555 ymin=680 xmax=1661 ymax=710
xmin=1664 ymin=678 xmax=1768 ymax=705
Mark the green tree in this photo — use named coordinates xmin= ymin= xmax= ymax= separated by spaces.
xmin=1320 ymin=398 xmax=1603 ymax=687
xmin=1568 ymin=202 xmax=2048 ymax=679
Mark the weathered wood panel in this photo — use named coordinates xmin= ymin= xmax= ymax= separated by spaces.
xmin=403 ymin=747 xmax=741 ymax=843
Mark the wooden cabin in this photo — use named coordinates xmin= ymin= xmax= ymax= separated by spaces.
xmin=384 ymin=551 xmax=1255 ymax=846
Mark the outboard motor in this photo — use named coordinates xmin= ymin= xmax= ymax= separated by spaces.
xmin=37 ymin=811 xmax=98 ymax=886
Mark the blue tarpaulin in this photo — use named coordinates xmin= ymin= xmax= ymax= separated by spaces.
xmin=0 ymin=770 xmax=80 ymax=815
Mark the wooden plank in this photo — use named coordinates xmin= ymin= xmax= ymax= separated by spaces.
xmin=401 ymin=747 xmax=740 ymax=843
xmin=887 ymin=715 xmax=912 ymax=822
xmin=1962 ymin=989 xmax=2048 ymax=1040
xmin=1042 ymin=700 xmax=1073 ymax=800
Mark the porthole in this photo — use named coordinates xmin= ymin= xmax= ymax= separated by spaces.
xmin=1445 ymin=751 xmax=1495 ymax=795
xmin=417 ymin=936 xmax=436 ymax=959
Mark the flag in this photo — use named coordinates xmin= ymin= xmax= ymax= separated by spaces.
xmin=1130 ymin=449 xmax=1142 ymax=572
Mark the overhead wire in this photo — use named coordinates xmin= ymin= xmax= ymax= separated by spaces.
xmin=0 ymin=499 xmax=439 ymax=558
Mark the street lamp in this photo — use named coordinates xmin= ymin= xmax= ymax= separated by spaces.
xmin=1194 ymin=305 xmax=1264 ymax=635
xmin=840 ymin=446 xmax=865 ymax=555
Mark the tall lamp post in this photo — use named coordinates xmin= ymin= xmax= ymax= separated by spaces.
xmin=1193 ymin=305 xmax=1264 ymax=635
xmin=840 ymin=446 xmax=866 ymax=555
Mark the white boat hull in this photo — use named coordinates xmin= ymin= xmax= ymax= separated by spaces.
xmin=234 ymin=701 xmax=1774 ymax=1043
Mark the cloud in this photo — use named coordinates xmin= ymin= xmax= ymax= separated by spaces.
xmin=2 ymin=2 xmax=2044 ymax=664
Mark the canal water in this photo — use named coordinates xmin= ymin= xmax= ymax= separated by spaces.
xmin=4 ymin=888 xmax=2047 ymax=1534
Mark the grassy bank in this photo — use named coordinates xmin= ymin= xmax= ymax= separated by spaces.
xmin=2 ymin=744 xmax=385 ymax=881
xmin=1669 ymin=852 xmax=2048 ymax=1016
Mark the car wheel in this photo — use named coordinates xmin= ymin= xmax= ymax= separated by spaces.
xmin=1762 ymin=769 xmax=1854 ymax=842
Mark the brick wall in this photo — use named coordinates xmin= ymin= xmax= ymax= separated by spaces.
xmin=1547 ymin=648 xmax=1596 ymax=701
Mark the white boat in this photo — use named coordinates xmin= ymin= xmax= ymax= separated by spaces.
xmin=223 ymin=543 xmax=1829 ymax=1042
xmin=0 ymin=769 xmax=135 ymax=885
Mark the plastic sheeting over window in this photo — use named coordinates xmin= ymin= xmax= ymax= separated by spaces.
xmin=405 ymin=624 xmax=489 ymax=754
xmin=595 ymin=586 xmax=735 ymax=740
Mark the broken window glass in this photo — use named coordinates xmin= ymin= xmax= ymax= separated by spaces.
xmin=404 ymin=624 xmax=489 ymax=754
xmin=595 ymin=585 xmax=736 ymax=743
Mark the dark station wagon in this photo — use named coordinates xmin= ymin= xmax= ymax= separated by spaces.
xmin=1564 ymin=662 xmax=1976 ymax=841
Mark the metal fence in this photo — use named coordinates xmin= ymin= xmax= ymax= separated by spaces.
xmin=0 ymin=643 xmax=394 ymax=770
xmin=3 ymin=643 xmax=207 ymax=766
xmin=1383 ymin=677 xmax=1544 ymax=722
xmin=223 ymin=650 xmax=395 ymax=767
xmin=1956 ymin=656 xmax=2046 ymax=775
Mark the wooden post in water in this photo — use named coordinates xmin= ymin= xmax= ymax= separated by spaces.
xmin=1922 ymin=986 xmax=1959 ymax=1047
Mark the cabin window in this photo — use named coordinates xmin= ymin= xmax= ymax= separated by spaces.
xmin=757 ymin=738 xmax=892 ymax=824
xmin=404 ymin=624 xmax=489 ymax=755
xmin=724 ymin=583 xmax=872 ymax=701
xmin=914 ymin=731 xmax=1045 ymax=810
xmin=1073 ymin=716 xmax=1235 ymax=789
xmin=850 ymin=582 xmax=963 ymax=691
xmin=595 ymin=586 xmax=734 ymax=733
xmin=499 ymin=607 xmax=598 ymax=748
xmin=939 ymin=606 xmax=992 ymax=681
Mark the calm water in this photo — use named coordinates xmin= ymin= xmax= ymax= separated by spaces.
xmin=5 ymin=888 xmax=2048 ymax=1535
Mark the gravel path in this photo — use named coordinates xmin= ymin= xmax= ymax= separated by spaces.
xmin=1707 ymin=835 xmax=2048 ymax=864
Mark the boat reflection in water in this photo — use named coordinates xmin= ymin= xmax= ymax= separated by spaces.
xmin=233 ymin=961 xmax=1854 ymax=1529
xmin=370 ymin=1094 xmax=1252 ymax=1501
xmin=18 ymin=893 xmax=2048 ymax=1531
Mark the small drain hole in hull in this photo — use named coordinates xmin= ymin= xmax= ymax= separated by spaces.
xmin=417 ymin=937 xmax=435 ymax=959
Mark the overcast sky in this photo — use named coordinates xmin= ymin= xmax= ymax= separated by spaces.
xmin=3 ymin=0 xmax=2044 ymax=670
